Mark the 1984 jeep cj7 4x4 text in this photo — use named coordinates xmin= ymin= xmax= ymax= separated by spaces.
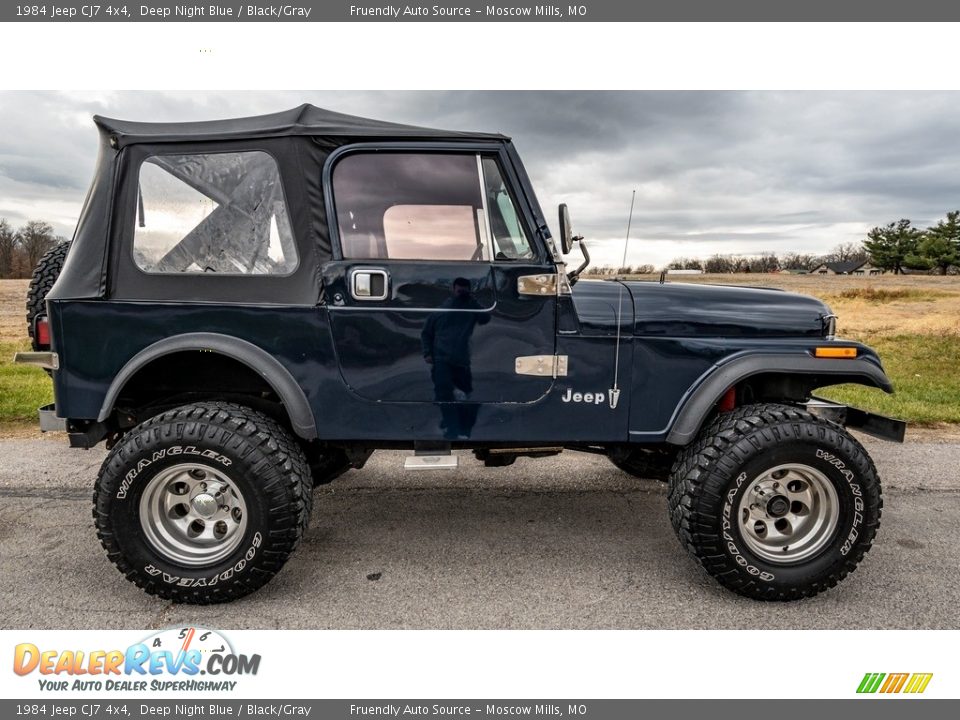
xmin=16 ymin=105 xmax=905 ymax=605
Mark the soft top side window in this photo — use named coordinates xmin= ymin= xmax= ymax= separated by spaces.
xmin=333 ymin=152 xmax=485 ymax=261
xmin=332 ymin=151 xmax=535 ymax=262
xmin=133 ymin=150 xmax=298 ymax=275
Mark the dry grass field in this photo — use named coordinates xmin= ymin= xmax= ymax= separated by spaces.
xmin=1 ymin=274 xmax=958 ymax=435
xmin=659 ymin=273 xmax=960 ymax=339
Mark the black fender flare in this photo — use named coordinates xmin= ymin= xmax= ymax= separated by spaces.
xmin=665 ymin=353 xmax=893 ymax=445
xmin=96 ymin=332 xmax=318 ymax=440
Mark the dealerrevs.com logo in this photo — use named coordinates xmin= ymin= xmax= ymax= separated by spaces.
xmin=857 ymin=673 xmax=933 ymax=694
xmin=13 ymin=627 xmax=260 ymax=692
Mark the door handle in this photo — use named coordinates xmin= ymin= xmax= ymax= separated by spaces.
xmin=350 ymin=268 xmax=389 ymax=301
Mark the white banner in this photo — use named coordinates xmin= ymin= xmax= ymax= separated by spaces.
xmin=2 ymin=629 xmax=955 ymax=699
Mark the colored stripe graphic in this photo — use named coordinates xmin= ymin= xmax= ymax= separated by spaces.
xmin=857 ymin=673 xmax=885 ymax=693
xmin=857 ymin=672 xmax=932 ymax=694
xmin=880 ymin=673 xmax=909 ymax=693
xmin=904 ymin=674 xmax=933 ymax=694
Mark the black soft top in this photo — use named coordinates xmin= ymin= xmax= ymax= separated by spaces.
xmin=51 ymin=105 xmax=535 ymax=303
xmin=95 ymin=103 xmax=508 ymax=147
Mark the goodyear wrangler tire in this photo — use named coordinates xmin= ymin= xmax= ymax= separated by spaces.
xmin=26 ymin=240 xmax=71 ymax=349
xmin=667 ymin=403 xmax=882 ymax=600
xmin=93 ymin=402 xmax=313 ymax=604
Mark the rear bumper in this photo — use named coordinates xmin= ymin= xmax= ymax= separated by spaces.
xmin=806 ymin=397 xmax=906 ymax=443
xmin=38 ymin=404 xmax=67 ymax=432
xmin=13 ymin=351 xmax=59 ymax=370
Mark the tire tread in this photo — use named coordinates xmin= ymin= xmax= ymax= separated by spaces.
xmin=93 ymin=401 xmax=312 ymax=605
xmin=667 ymin=402 xmax=882 ymax=601
xmin=25 ymin=241 xmax=71 ymax=346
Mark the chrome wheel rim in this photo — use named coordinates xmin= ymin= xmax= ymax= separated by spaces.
xmin=736 ymin=463 xmax=839 ymax=564
xmin=139 ymin=463 xmax=248 ymax=567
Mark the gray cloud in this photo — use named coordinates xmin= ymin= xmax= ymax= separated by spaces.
xmin=1 ymin=91 xmax=959 ymax=266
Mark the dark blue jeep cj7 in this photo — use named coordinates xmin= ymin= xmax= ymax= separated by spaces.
xmin=15 ymin=105 xmax=905 ymax=604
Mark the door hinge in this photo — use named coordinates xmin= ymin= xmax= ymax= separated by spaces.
xmin=518 ymin=273 xmax=558 ymax=296
xmin=515 ymin=354 xmax=568 ymax=377
xmin=518 ymin=271 xmax=572 ymax=296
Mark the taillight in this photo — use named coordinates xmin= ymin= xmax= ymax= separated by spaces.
xmin=36 ymin=317 xmax=51 ymax=347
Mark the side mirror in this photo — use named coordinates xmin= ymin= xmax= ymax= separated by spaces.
xmin=558 ymin=203 xmax=577 ymax=255
xmin=559 ymin=204 xmax=590 ymax=286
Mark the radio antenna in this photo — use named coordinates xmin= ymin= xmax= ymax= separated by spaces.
xmin=609 ymin=190 xmax=636 ymax=410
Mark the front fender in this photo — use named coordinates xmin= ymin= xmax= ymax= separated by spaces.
xmin=665 ymin=351 xmax=893 ymax=445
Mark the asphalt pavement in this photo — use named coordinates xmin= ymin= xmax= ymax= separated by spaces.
xmin=0 ymin=434 xmax=958 ymax=630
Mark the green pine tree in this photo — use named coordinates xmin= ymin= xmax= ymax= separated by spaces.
xmin=863 ymin=219 xmax=922 ymax=274
xmin=909 ymin=211 xmax=960 ymax=274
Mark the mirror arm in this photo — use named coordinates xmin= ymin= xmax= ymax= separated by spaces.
xmin=567 ymin=236 xmax=589 ymax=285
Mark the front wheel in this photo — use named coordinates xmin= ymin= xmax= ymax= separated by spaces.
xmin=668 ymin=403 xmax=882 ymax=601
xmin=93 ymin=402 xmax=313 ymax=604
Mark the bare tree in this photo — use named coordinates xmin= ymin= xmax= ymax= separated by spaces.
xmin=0 ymin=218 xmax=18 ymax=279
xmin=748 ymin=252 xmax=780 ymax=273
xmin=704 ymin=254 xmax=734 ymax=273
xmin=16 ymin=220 xmax=59 ymax=271
xmin=667 ymin=257 xmax=704 ymax=271
xmin=823 ymin=241 xmax=868 ymax=264
xmin=780 ymin=251 xmax=818 ymax=271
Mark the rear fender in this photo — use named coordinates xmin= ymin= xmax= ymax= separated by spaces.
xmin=97 ymin=332 xmax=318 ymax=440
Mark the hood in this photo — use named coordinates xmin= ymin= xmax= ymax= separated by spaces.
xmin=571 ymin=280 xmax=831 ymax=337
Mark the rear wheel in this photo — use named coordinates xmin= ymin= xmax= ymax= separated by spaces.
xmin=668 ymin=403 xmax=882 ymax=600
xmin=25 ymin=240 xmax=71 ymax=349
xmin=93 ymin=402 xmax=312 ymax=604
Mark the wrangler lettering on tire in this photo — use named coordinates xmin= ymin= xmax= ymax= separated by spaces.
xmin=93 ymin=402 xmax=312 ymax=604
xmin=667 ymin=403 xmax=882 ymax=601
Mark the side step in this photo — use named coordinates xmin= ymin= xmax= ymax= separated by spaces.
xmin=403 ymin=454 xmax=459 ymax=470
xmin=404 ymin=442 xmax=458 ymax=470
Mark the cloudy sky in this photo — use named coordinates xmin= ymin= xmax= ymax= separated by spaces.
xmin=2 ymin=90 xmax=959 ymax=268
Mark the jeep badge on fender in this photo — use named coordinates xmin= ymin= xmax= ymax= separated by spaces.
xmin=560 ymin=388 xmax=610 ymax=406
xmin=13 ymin=104 xmax=904 ymax=604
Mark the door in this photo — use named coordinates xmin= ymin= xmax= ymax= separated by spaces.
xmin=323 ymin=149 xmax=558 ymax=436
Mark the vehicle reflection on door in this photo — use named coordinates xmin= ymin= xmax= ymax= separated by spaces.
xmin=420 ymin=277 xmax=491 ymax=439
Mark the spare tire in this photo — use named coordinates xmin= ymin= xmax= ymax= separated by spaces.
xmin=25 ymin=241 xmax=70 ymax=350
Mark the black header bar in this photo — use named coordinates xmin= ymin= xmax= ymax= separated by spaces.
xmin=3 ymin=1 xmax=959 ymax=22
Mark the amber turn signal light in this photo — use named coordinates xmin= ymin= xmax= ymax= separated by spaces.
xmin=814 ymin=346 xmax=858 ymax=359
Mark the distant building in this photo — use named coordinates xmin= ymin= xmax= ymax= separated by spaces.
xmin=665 ymin=268 xmax=704 ymax=275
xmin=809 ymin=260 xmax=884 ymax=276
